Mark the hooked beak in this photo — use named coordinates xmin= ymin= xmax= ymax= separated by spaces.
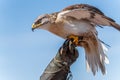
xmin=32 ymin=23 xmax=35 ymax=32
xmin=32 ymin=23 xmax=42 ymax=32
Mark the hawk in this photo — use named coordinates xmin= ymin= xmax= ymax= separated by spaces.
xmin=32 ymin=4 xmax=120 ymax=75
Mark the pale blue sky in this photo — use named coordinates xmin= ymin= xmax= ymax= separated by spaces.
xmin=0 ymin=0 xmax=120 ymax=80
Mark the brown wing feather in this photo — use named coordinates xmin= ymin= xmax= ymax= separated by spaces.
xmin=90 ymin=12 xmax=120 ymax=31
xmin=62 ymin=4 xmax=104 ymax=15
xmin=61 ymin=4 xmax=120 ymax=31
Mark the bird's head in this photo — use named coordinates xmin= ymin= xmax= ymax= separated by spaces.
xmin=32 ymin=14 xmax=51 ymax=31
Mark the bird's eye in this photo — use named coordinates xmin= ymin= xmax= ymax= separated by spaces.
xmin=34 ymin=16 xmax=49 ymax=25
xmin=35 ymin=19 xmax=42 ymax=24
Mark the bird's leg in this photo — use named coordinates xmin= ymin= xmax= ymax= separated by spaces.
xmin=67 ymin=35 xmax=79 ymax=46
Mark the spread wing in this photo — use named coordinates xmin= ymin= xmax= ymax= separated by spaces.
xmin=59 ymin=4 xmax=120 ymax=31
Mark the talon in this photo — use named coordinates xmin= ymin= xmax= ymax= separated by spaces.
xmin=67 ymin=35 xmax=79 ymax=45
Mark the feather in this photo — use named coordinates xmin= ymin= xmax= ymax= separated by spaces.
xmin=59 ymin=4 xmax=120 ymax=31
xmin=81 ymin=32 xmax=109 ymax=75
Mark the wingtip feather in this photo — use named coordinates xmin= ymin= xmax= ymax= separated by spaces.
xmin=110 ymin=22 xmax=120 ymax=31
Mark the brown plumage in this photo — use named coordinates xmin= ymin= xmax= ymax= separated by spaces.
xmin=32 ymin=4 xmax=120 ymax=75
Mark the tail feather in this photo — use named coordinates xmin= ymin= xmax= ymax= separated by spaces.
xmin=82 ymin=32 xmax=109 ymax=75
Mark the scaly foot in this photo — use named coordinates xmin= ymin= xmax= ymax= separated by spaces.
xmin=67 ymin=35 xmax=79 ymax=46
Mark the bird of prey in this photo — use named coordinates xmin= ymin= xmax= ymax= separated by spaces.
xmin=32 ymin=4 xmax=120 ymax=75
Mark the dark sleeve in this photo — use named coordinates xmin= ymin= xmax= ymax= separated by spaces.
xmin=40 ymin=39 xmax=79 ymax=80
